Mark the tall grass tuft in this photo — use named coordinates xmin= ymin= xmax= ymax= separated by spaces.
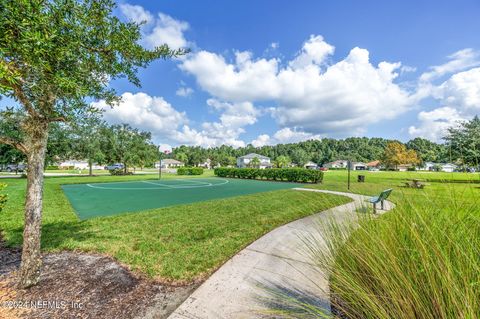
xmin=265 ymin=187 xmax=480 ymax=318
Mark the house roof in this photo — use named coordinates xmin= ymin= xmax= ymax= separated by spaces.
xmin=305 ymin=161 xmax=317 ymax=166
xmin=352 ymin=162 xmax=367 ymax=166
xmin=161 ymin=159 xmax=183 ymax=164
xmin=325 ymin=160 xmax=348 ymax=165
xmin=366 ymin=160 xmax=380 ymax=167
xmin=238 ymin=153 xmax=270 ymax=160
xmin=442 ymin=163 xmax=457 ymax=167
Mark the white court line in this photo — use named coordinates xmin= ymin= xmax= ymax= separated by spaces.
xmin=173 ymin=179 xmax=211 ymax=185
xmin=85 ymin=183 xmax=172 ymax=190
xmin=85 ymin=178 xmax=229 ymax=190
xmin=141 ymin=180 xmax=176 ymax=188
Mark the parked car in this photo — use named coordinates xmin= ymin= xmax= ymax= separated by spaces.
xmin=104 ymin=163 xmax=124 ymax=170
xmin=2 ymin=164 xmax=26 ymax=172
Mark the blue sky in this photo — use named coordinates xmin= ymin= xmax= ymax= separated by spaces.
xmin=7 ymin=1 xmax=480 ymax=148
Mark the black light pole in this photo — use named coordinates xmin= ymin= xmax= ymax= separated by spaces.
xmin=347 ymin=160 xmax=351 ymax=190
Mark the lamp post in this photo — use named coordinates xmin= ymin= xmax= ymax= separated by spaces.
xmin=347 ymin=160 xmax=351 ymax=190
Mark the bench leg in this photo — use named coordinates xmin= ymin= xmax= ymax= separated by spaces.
xmin=373 ymin=203 xmax=376 ymax=214
xmin=381 ymin=200 xmax=384 ymax=210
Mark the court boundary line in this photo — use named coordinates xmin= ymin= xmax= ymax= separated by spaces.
xmin=84 ymin=178 xmax=229 ymax=190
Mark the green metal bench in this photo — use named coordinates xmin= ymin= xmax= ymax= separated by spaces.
xmin=367 ymin=188 xmax=393 ymax=213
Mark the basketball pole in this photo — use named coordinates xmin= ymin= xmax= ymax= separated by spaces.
xmin=159 ymin=147 xmax=162 ymax=180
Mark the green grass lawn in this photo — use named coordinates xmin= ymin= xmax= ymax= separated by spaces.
xmin=0 ymin=173 xmax=349 ymax=282
xmin=310 ymin=170 xmax=479 ymax=206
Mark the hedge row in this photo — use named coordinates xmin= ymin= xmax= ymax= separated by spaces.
xmin=177 ymin=167 xmax=204 ymax=175
xmin=109 ymin=169 xmax=133 ymax=176
xmin=214 ymin=167 xmax=323 ymax=183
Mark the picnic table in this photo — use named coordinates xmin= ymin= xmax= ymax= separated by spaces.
xmin=405 ymin=179 xmax=425 ymax=189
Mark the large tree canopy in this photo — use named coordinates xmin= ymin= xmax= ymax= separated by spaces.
xmin=0 ymin=0 xmax=185 ymax=288
xmin=444 ymin=116 xmax=480 ymax=168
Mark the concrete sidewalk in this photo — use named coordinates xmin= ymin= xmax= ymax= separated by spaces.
xmin=169 ymin=189 xmax=394 ymax=319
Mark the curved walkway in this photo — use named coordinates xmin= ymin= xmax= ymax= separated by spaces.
xmin=169 ymin=189 xmax=394 ymax=319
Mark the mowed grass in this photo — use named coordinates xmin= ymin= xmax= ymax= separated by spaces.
xmin=0 ymin=173 xmax=349 ymax=282
xmin=309 ymin=169 xmax=479 ymax=206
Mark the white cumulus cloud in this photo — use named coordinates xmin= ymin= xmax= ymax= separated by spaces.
xmin=420 ymin=49 xmax=480 ymax=82
xmin=408 ymin=107 xmax=465 ymax=142
xmin=289 ymin=35 xmax=334 ymax=69
xmin=176 ymin=87 xmax=194 ymax=97
xmin=93 ymin=92 xmax=188 ymax=141
xmin=119 ymin=3 xmax=189 ymax=50
xmin=409 ymin=66 xmax=480 ymax=141
xmin=251 ymin=128 xmax=321 ymax=147
xmin=181 ymin=36 xmax=413 ymax=136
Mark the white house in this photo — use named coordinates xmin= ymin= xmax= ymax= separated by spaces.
xmin=304 ymin=161 xmax=318 ymax=169
xmin=419 ymin=162 xmax=457 ymax=172
xmin=441 ymin=163 xmax=457 ymax=172
xmin=155 ymin=159 xmax=184 ymax=169
xmin=350 ymin=162 xmax=368 ymax=170
xmin=237 ymin=153 xmax=271 ymax=169
xmin=58 ymin=160 xmax=103 ymax=170
xmin=199 ymin=158 xmax=212 ymax=169
xmin=323 ymin=160 xmax=348 ymax=169
xmin=419 ymin=162 xmax=436 ymax=171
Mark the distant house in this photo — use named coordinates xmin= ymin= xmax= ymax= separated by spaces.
xmin=155 ymin=159 xmax=184 ymax=169
xmin=440 ymin=163 xmax=457 ymax=173
xmin=304 ymin=161 xmax=318 ymax=170
xmin=419 ymin=162 xmax=435 ymax=171
xmin=419 ymin=162 xmax=457 ymax=172
xmin=397 ymin=164 xmax=413 ymax=172
xmin=58 ymin=160 xmax=103 ymax=170
xmin=323 ymin=160 xmax=348 ymax=169
xmin=237 ymin=153 xmax=271 ymax=169
xmin=199 ymin=158 xmax=212 ymax=169
xmin=350 ymin=162 xmax=367 ymax=170
xmin=366 ymin=160 xmax=381 ymax=169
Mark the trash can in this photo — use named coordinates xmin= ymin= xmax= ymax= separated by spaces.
xmin=358 ymin=175 xmax=365 ymax=182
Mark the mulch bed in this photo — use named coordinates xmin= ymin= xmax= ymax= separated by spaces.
xmin=0 ymin=244 xmax=198 ymax=319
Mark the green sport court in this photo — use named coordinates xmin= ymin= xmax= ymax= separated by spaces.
xmin=62 ymin=178 xmax=302 ymax=220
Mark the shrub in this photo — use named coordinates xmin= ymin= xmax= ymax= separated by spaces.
xmin=109 ymin=169 xmax=133 ymax=176
xmin=177 ymin=167 xmax=204 ymax=175
xmin=214 ymin=167 xmax=323 ymax=183
xmin=45 ymin=165 xmax=59 ymax=170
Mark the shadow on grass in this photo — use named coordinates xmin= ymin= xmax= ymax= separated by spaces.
xmin=7 ymin=221 xmax=108 ymax=251
xmin=256 ymin=280 xmax=330 ymax=319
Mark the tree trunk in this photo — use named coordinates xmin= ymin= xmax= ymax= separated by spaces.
xmin=88 ymin=159 xmax=93 ymax=176
xmin=18 ymin=122 xmax=49 ymax=288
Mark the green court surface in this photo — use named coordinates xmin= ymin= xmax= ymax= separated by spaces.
xmin=61 ymin=178 xmax=302 ymax=219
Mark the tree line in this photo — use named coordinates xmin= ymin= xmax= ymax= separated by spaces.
xmin=1 ymin=118 xmax=159 ymax=175
xmin=2 ymin=117 xmax=479 ymax=172
xmin=170 ymin=118 xmax=480 ymax=170
xmin=170 ymin=136 xmax=457 ymax=168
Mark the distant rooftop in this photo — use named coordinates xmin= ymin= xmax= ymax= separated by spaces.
xmin=238 ymin=153 xmax=270 ymax=159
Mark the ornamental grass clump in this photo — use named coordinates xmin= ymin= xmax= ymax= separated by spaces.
xmin=264 ymin=187 xmax=480 ymax=318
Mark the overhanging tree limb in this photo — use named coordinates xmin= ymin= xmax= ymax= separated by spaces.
xmin=0 ymin=135 xmax=27 ymax=153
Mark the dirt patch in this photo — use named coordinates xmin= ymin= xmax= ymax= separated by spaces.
xmin=0 ymin=246 xmax=198 ymax=319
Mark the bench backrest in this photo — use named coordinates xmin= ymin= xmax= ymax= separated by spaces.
xmin=378 ymin=188 xmax=393 ymax=201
